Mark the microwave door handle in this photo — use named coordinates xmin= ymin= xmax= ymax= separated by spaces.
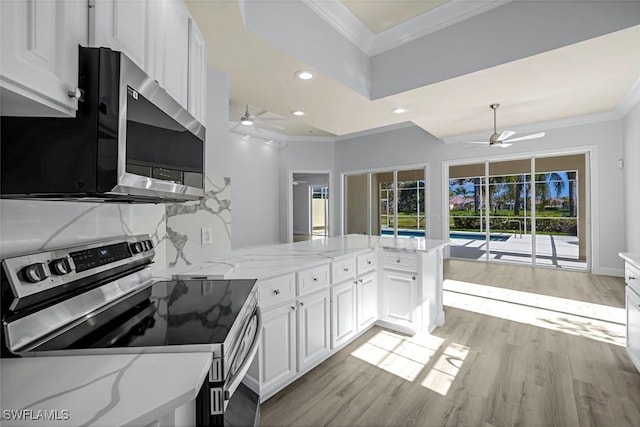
xmin=224 ymin=307 xmax=262 ymax=401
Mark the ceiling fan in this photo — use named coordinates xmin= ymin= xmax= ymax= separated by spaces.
xmin=464 ymin=104 xmax=545 ymax=148
xmin=292 ymin=180 xmax=307 ymax=186
xmin=230 ymin=104 xmax=287 ymax=133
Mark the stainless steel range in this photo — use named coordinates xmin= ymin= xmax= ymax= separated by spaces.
xmin=0 ymin=235 xmax=261 ymax=426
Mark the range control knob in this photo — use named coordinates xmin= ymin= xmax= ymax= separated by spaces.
xmin=130 ymin=242 xmax=144 ymax=254
xmin=22 ymin=263 xmax=50 ymax=283
xmin=50 ymin=257 xmax=74 ymax=275
xmin=145 ymin=240 xmax=154 ymax=250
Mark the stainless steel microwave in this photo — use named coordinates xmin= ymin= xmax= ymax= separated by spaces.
xmin=1 ymin=47 xmax=205 ymax=203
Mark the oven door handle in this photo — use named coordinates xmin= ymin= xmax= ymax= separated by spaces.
xmin=224 ymin=306 xmax=262 ymax=401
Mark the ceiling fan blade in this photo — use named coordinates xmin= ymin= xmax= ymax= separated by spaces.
xmin=498 ymin=143 xmax=512 ymax=148
xmin=463 ymin=141 xmax=490 ymax=144
xmin=504 ymin=132 xmax=545 ymax=142
xmin=498 ymin=130 xmax=516 ymax=141
xmin=254 ymin=110 xmax=269 ymax=119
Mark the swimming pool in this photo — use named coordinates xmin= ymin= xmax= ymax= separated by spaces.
xmin=449 ymin=232 xmax=510 ymax=242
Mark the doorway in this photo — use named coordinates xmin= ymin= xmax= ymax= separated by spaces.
xmin=447 ymin=153 xmax=588 ymax=270
xmin=292 ymin=172 xmax=330 ymax=242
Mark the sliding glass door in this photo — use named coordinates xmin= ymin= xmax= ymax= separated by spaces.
xmin=344 ymin=166 xmax=426 ymax=238
xmin=448 ymin=153 xmax=587 ymax=270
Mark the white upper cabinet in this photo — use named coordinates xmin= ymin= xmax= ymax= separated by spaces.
xmin=1 ymin=0 xmax=88 ymax=116
xmin=157 ymin=0 xmax=189 ymax=108
xmin=89 ymin=0 xmax=158 ymax=78
xmin=188 ymin=17 xmax=206 ymax=124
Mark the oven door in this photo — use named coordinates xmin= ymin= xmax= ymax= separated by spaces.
xmin=197 ymin=306 xmax=262 ymax=426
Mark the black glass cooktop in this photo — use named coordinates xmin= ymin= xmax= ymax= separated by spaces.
xmin=33 ymin=279 xmax=257 ymax=352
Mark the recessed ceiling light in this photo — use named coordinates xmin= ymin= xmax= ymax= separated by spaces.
xmin=240 ymin=118 xmax=254 ymax=126
xmin=266 ymin=140 xmax=274 ymax=145
xmin=392 ymin=107 xmax=407 ymax=114
xmin=291 ymin=110 xmax=306 ymax=116
xmin=294 ymin=70 xmax=315 ymax=80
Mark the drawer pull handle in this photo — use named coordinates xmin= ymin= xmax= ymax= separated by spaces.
xmin=273 ymin=289 xmax=280 ymax=295
xmin=630 ymin=276 xmax=637 ymax=280
xmin=343 ymin=267 xmax=350 ymax=272
xmin=412 ymin=276 xmax=416 ymax=281
xmin=313 ymin=277 xmax=318 ymax=282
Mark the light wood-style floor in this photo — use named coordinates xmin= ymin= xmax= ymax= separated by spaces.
xmin=260 ymin=260 xmax=640 ymax=427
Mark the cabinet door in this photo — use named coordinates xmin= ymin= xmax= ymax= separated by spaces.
xmin=297 ymin=289 xmax=331 ymax=371
xmin=259 ymin=304 xmax=297 ymax=394
xmin=188 ymin=17 xmax=206 ymax=124
xmin=357 ymin=271 xmax=377 ymax=331
xmin=331 ymin=280 xmax=357 ymax=349
xmin=1 ymin=0 xmax=87 ymax=116
xmin=90 ymin=0 xmax=156 ymax=77
xmin=157 ymin=0 xmax=189 ymax=107
xmin=382 ymin=270 xmax=417 ymax=330
xmin=627 ymin=288 xmax=640 ymax=371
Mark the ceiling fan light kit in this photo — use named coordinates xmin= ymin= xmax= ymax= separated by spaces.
xmin=463 ymin=103 xmax=546 ymax=148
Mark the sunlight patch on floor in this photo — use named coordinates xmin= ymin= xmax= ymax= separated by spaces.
xmin=350 ymin=330 xmax=444 ymax=381
xmin=420 ymin=343 xmax=470 ymax=396
xmin=444 ymin=280 xmax=625 ymax=346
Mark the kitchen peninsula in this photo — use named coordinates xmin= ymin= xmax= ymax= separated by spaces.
xmin=171 ymin=235 xmax=449 ymax=401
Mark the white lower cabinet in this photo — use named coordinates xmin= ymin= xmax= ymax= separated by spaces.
xmin=297 ymin=289 xmax=331 ymax=371
xmin=331 ymin=280 xmax=357 ymax=349
xmin=356 ymin=271 xmax=377 ymax=331
xmin=258 ymin=303 xmax=297 ymax=395
xmin=381 ymin=269 xmax=418 ymax=331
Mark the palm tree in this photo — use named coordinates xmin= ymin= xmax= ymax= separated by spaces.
xmin=567 ymin=171 xmax=577 ymax=217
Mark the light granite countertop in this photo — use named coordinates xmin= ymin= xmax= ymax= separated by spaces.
xmin=0 ymin=352 xmax=211 ymax=427
xmin=161 ymin=235 xmax=449 ymax=281
xmin=620 ymin=252 xmax=640 ymax=270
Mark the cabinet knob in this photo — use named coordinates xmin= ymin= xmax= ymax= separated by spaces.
xmin=313 ymin=277 xmax=318 ymax=282
xmin=273 ymin=289 xmax=280 ymax=295
xmin=67 ymin=88 xmax=84 ymax=100
xmin=412 ymin=276 xmax=416 ymax=281
xmin=367 ymin=260 xmax=372 ymax=265
xmin=354 ymin=281 xmax=358 ymax=285
xmin=299 ymin=302 xmax=304 ymax=307
xmin=396 ymin=259 xmax=401 ymax=263
xmin=290 ymin=306 xmax=296 ymax=311
xmin=359 ymin=278 xmax=363 ymax=283
xmin=344 ymin=267 xmax=350 ymax=272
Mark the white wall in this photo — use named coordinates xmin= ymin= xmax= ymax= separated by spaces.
xmin=334 ymin=119 xmax=626 ymax=275
xmin=624 ymin=102 xmax=640 ymax=252
xmin=279 ymin=140 xmax=335 ymax=242
xmin=204 ymin=67 xmax=280 ymax=249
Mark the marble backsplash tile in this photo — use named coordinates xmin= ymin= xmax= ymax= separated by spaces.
xmin=0 ymin=176 xmax=231 ymax=274
xmin=0 ymin=200 xmax=167 ymax=274
xmin=165 ymin=176 xmax=232 ymax=269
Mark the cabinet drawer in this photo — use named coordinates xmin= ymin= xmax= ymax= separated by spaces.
xmin=626 ymin=263 xmax=640 ymax=294
xmin=297 ymin=264 xmax=331 ymax=296
xmin=331 ymin=257 xmax=356 ymax=284
xmin=383 ymin=251 xmax=418 ymax=272
xmin=357 ymin=251 xmax=376 ymax=274
xmin=258 ymin=273 xmax=295 ymax=307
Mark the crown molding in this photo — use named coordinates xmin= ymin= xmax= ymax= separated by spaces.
xmin=442 ymin=111 xmax=622 ymax=144
xmin=301 ymin=0 xmax=374 ymax=53
xmin=303 ymin=0 xmax=511 ymax=57
xmin=370 ymin=0 xmax=511 ymax=56
xmin=615 ymin=77 xmax=640 ymax=116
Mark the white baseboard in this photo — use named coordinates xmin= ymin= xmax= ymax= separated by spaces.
xmin=593 ymin=267 xmax=625 ymax=277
